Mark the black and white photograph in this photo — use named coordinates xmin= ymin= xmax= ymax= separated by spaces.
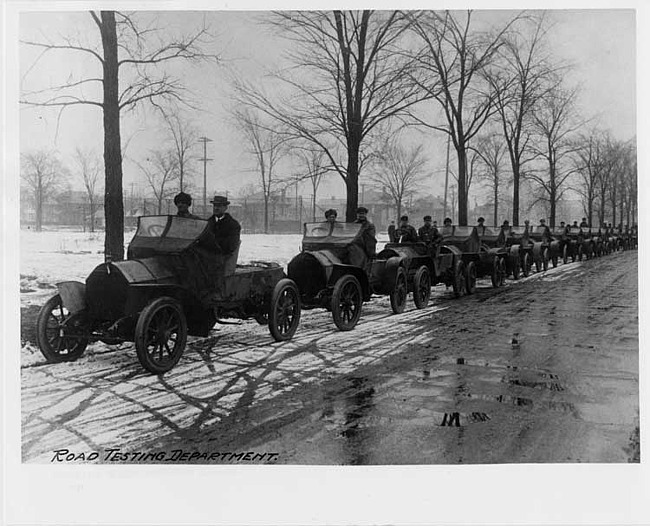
xmin=2 ymin=0 xmax=649 ymax=524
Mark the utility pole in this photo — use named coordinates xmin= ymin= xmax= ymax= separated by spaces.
xmin=198 ymin=136 xmax=213 ymax=216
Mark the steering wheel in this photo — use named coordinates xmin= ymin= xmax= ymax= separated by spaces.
xmin=146 ymin=224 xmax=166 ymax=237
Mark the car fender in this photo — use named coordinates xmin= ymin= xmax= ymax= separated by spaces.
xmin=329 ymin=264 xmax=371 ymax=300
xmin=56 ymin=281 xmax=87 ymax=313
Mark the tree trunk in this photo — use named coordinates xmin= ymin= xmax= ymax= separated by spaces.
xmin=36 ymin=180 xmax=43 ymax=232
xmin=345 ymin=142 xmax=360 ymax=222
xmin=512 ymin=164 xmax=520 ymax=226
xmin=90 ymin=200 xmax=96 ymax=233
xmin=456 ymin=147 xmax=468 ymax=226
xmin=264 ymin=195 xmax=269 ymax=234
xmin=99 ymin=11 xmax=125 ymax=261
xmin=493 ymin=172 xmax=499 ymax=227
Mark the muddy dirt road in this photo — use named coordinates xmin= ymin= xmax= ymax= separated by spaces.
xmin=21 ymin=251 xmax=638 ymax=464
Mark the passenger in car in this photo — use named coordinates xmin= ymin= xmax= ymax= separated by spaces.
xmin=206 ymin=195 xmax=241 ymax=277
xmin=348 ymin=206 xmax=376 ymax=267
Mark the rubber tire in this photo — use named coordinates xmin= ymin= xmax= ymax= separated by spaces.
xmin=522 ymin=253 xmax=531 ymax=277
xmin=511 ymin=256 xmax=520 ymax=280
xmin=268 ymin=278 xmax=301 ymax=341
xmin=36 ymin=293 xmax=89 ymax=363
xmin=135 ymin=297 xmax=188 ymax=375
xmin=452 ymin=260 xmax=466 ymax=298
xmin=499 ymin=258 xmax=507 ymax=286
xmin=491 ymin=257 xmax=501 ymax=288
xmin=331 ymin=274 xmax=363 ymax=331
xmin=390 ymin=267 xmax=409 ymax=314
xmin=465 ymin=261 xmax=477 ymax=294
xmin=412 ymin=266 xmax=431 ymax=309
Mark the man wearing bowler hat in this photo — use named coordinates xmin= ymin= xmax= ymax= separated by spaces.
xmin=206 ymin=195 xmax=241 ymax=277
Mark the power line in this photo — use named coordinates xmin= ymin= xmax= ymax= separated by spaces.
xmin=198 ymin=136 xmax=213 ymax=214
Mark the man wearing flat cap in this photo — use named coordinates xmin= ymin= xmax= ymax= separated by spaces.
xmin=205 ymin=196 xmax=241 ymax=278
xmin=395 ymin=215 xmax=418 ymax=243
xmin=349 ymin=206 xmax=376 ymax=267
xmin=174 ymin=192 xmax=201 ymax=219
xmin=418 ymin=215 xmax=440 ymax=245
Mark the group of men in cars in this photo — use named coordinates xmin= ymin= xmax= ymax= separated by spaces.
xmin=173 ymin=189 xmax=636 ymax=269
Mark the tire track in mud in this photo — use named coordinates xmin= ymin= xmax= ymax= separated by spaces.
xmin=21 ymin=251 xmax=638 ymax=463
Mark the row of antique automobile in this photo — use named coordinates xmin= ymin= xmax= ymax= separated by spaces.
xmin=36 ymin=215 xmax=638 ymax=374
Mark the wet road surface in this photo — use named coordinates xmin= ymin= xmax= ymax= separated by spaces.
xmin=21 ymin=251 xmax=639 ymax=464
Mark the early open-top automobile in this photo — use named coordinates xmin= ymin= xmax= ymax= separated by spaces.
xmin=288 ymin=221 xmax=418 ymax=329
xmin=441 ymin=225 xmax=507 ymax=292
xmin=476 ymin=225 xmax=509 ymax=287
xmin=36 ymin=215 xmax=301 ymax=374
xmin=504 ymin=225 xmax=534 ymax=277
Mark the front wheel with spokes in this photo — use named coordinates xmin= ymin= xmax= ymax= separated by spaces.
xmin=412 ymin=265 xmax=431 ymax=309
xmin=36 ymin=294 xmax=89 ymax=363
xmin=135 ymin=297 xmax=187 ymax=374
xmin=331 ymin=275 xmax=363 ymax=331
xmin=268 ymin=279 xmax=301 ymax=341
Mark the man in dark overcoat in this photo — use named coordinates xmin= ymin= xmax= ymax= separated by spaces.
xmin=349 ymin=206 xmax=377 ymax=267
xmin=206 ymin=195 xmax=241 ymax=256
xmin=205 ymin=195 xmax=241 ymax=280
xmin=394 ymin=215 xmax=418 ymax=243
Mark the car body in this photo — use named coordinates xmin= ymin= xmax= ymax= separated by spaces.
xmin=36 ymin=215 xmax=301 ymax=374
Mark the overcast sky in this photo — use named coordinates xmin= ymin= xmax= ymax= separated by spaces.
xmin=16 ymin=6 xmax=637 ymax=203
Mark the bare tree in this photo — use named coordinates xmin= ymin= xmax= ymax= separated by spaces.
xmin=490 ymin=13 xmax=557 ymax=225
xmin=233 ymin=10 xmax=429 ymax=221
xmin=618 ymin=139 xmax=637 ymax=228
xmin=21 ymin=11 xmax=216 ymax=260
xmin=73 ymin=147 xmax=103 ymax=232
xmin=407 ymin=10 xmax=522 ymax=225
xmin=232 ymin=107 xmax=287 ymax=234
xmin=528 ymin=84 xmax=582 ymax=227
xmin=138 ymin=149 xmax=180 ymax=213
xmin=472 ymin=134 xmax=507 ymax=226
xmin=368 ymin=139 xmax=428 ymax=220
xmin=295 ymin=148 xmax=330 ymax=222
xmin=572 ymin=129 xmax=603 ymax=227
xmin=157 ymin=105 xmax=199 ymax=193
xmin=20 ymin=150 xmax=68 ymax=231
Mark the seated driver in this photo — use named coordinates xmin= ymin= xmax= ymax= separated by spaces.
xmin=325 ymin=208 xmax=343 ymax=230
xmin=174 ymin=192 xmax=201 ymax=219
xmin=394 ymin=215 xmax=418 ymax=243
